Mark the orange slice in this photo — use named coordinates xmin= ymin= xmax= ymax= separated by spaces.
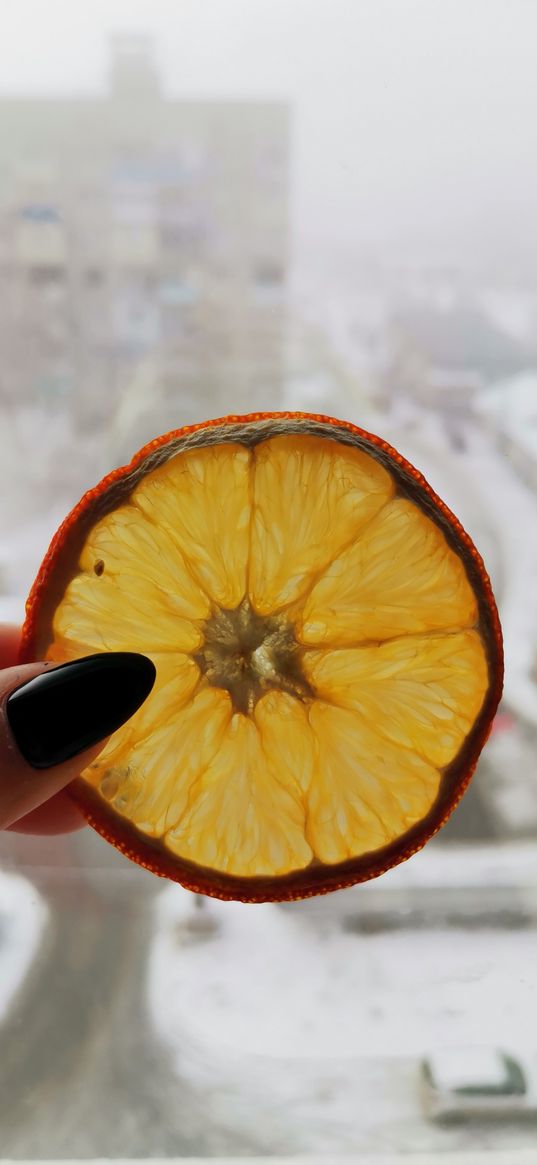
xmin=20 ymin=412 xmax=503 ymax=901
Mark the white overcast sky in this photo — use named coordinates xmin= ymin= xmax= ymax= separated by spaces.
xmin=1 ymin=0 xmax=537 ymax=273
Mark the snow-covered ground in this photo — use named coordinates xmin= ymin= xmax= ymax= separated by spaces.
xmin=151 ymin=895 xmax=537 ymax=1061
xmin=458 ymin=422 xmax=537 ymax=725
xmin=147 ymin=868 xmax=537 ymax=1155
xmin=149 ymin=849 xmax=537 ymax=1064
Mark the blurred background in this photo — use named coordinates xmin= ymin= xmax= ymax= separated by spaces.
xmin=1 ymin=0 xmax=537 ymax=1159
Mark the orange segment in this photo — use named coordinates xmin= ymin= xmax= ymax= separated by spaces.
xmin=52 ymin=571 xmax=204 ymax=655
xmin=80 ymin=509 xmax=211 ymax=618
xmin=19 ymin=412 xmax=503 ymax=901
xmin=87 ymin=686 xmax=231 ymax=838
xmin=307 ymin=701 xmax=441 ymax=863
xmin=249 ymin=434 xmax=394 ymax=614
xmin=132 ymin=443 xmax=251 ymax=608
xmin=53 ymin=505 xmax=212 ymax=655
xmin=165 ymin=711 xmax=313 ymax=877
xmin=299 ymin=497 xmax=478 ymax=647
xmin=303 ymin=631 xmax=489 ymax=768
xmin=254 ymin=689 xmax=316 ymax=796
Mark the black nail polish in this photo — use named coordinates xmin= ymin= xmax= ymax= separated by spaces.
xmin=6 ymin=653 xmax=156 ymax=769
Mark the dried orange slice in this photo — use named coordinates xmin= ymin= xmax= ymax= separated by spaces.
xmin=20 ymin=412 xmax=503 ymax=901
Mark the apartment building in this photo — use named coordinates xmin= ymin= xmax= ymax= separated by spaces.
xmin=0 ymin=36 xmax=289 ymax=449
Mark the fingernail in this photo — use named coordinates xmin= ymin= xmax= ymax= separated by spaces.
xmin=6 ymin=653 xmax=156 ymax=769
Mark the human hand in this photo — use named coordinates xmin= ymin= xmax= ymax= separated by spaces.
xmin=0 ymin=625 xmax=155 ymax=834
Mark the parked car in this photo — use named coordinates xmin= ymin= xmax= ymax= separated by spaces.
xmin=419 ymin=1048 xmax=537 ymax=1123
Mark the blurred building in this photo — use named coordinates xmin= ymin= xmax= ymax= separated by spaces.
xmin=0 ymin=35 xmax=289 ymax=444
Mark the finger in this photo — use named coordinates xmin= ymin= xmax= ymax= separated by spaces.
xmin=0 ymin=624 xmax=22 ymax=669
xmin=7 ymin=789 xmax=86 ymax=834
xmin=0 ymin=653 xmax=156 ymax=830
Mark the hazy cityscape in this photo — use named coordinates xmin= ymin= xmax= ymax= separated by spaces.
xmin=1 ymin=5 xmax=537 ymax=1159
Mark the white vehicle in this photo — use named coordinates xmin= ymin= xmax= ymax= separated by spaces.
xmin=419 ymin=1048 xmax=537 ymax=1123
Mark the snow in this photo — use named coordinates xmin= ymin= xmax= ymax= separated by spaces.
xmin=148 ymin=875 xmax=537 ymax=1067
xmin=476 ymin=373 xmax=537 ymax=461
xmin=145 ymin=874 xmax=537 ymax=1153
xmin=0 ymin=870 xmax=48 ymax=1022
xmin=460 ymin=424 xmax=537 ymax=725
xmin=428 ymin=1047 xmax=510 ymax=1092
xmin=352 ymin=841 xmax=537 ymax=891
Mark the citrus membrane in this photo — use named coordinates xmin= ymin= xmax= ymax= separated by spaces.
xmin=20 ymin=413 xmax=503 ymax=901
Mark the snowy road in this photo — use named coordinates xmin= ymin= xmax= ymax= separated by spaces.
xmin=148 ymin=876 xmax=537 ymax=1156
xmin=2 ymin=836 xmax=537 ymax=1156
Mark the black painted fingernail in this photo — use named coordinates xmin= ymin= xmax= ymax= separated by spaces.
xmin=6 ymin=653 xmax=156 ymax=769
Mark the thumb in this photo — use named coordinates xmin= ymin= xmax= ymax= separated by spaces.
xmin=0 ymin=653 xmax=155 ymax=830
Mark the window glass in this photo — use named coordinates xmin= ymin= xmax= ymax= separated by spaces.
xmin=1 ymin=2 xmax=537 ymax=1158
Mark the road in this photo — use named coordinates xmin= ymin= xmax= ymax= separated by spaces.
xmin=0 ymin=830 xmax=259 ymax=1158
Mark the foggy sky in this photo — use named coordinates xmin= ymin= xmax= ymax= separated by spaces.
xmin=1 ymin=0 xmax=537 ymax=278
